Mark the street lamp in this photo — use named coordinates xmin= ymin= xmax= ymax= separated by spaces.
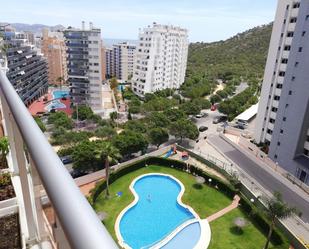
xmin=145 ymin=153 xmax=148 ymax=167
xmin=208 ymin=178 xmax=212 ymax=186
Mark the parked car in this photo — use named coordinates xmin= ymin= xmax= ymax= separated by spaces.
xmin=213 ymin=115 xmax=228 ymax=124
xmin=195 ymin=114 xmax=203 ymax=118
xmin=60 ymin=155 xmax=73 ymax=165
xmin=199 ymin=126 xmax=208 ymax=132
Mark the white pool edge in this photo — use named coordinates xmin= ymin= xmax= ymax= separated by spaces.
xmin=114 ymin=173 xmax=211 ymax=249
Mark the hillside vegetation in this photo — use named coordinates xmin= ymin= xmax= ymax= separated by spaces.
xmin=187 ymin=23 xmax=273 ymax=81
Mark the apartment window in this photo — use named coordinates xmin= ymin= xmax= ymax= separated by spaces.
xmin=283 ymin=117 xmax=287 ymax=121
xmin=295 ymin=62 xmax=299 ymax=67
xmin=306 ymin=15 xmax=309 ymax=21
xmin=286 ymin=5 xmax=289 ymax=10
xmin=276 ymin=84 xmax=283 ymax=89
xmin=302 ymin=31 xmax=306 ymax=36
xmin=269 ymin=118 xmax=276 ymax=124
xmin=277 ymin=142 xmax=281 ymax=146
xmin=272 ymin=107 xmax=278 ymax=112
xmin=281 ymin=58 xmax=288 ymax=64
xmin=298 ymin=47 xmax=303 ymax=52
xmin=283 ymin=19 xmax=286 ymax=24
xmin=278 ymin=46 xmax=281 ymax=51
xmin=291 ymin=76 xmax=295 ymax=81
xmin=285 ymin=103 xmax=289 ymax=108
xmin=280 ymin=129 xmax=284 ymax=134
xmin=284 ymin=45 xmax=291 ymax=51
xmin=274 ymin=95 xmax=280 ymax=101
xmin=289 ymin=90 xmax=292 ymax=95
xmin=279 ymin=71 xmax=285 ymax=77
xmin=290 ymin=17 xmax=297 ymax=23
xmin=293 ymin=2 xmax=300 ymax=8
xmin=267 ymin=129 xmax=273 ymax=135
xmin=274 ymin=154 xmax=278 ymax=159
xmin=280 ymin=33 xmax=284 ymax=38
xmin=287 ymin=32 xmax=294 ymax=37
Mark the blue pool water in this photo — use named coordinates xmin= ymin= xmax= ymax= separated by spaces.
xmin=118 ymin=85 xmax=125 ymax=91
xmin=161 ymin=222 xmax=201 ymax=249
xmin=119 ymin=175 xmax=195 ymax=249
xmin=46 ymin=100 xmax=66 ymax=111
xmin=53 ymin=90 xmax=69 ymax=99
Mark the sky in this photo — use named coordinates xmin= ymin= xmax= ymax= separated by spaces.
xmin=0 ymin=0 xmax=278 ymax=42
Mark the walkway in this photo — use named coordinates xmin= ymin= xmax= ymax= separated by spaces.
xmin=207 ymin=195 xmax=240 ymax=222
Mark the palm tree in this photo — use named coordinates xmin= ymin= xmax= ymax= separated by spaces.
xmin=56 ymin=76 xmax=65 ymax=89
xmin=95 ymin=142 xmax=121 ymax=198
xmin=0 ymin=137 xmax=9 ymax=167
xmin=262 ymin=192 xmax=296 ymax=249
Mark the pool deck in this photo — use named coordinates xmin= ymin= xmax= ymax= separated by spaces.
xmin=114 ymin=173 xmax=211 ymax=249
xmin=28 ymin=89 xmax=72 ymax=116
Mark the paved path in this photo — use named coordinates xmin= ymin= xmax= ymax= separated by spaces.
xmin=207 ymin=195 xmax=240 ymax=222
xmin=208 ymin=134 xmax=309 ymax=223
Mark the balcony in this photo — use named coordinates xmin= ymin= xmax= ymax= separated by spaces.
xmin=0 ymin=70 xmax=118 ymax=249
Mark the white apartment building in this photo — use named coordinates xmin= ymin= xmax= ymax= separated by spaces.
xmin=255 ymin=0 xmax=309 ymax=184
xmin=105 ymin=42 xmax=136 ymax=82
xmin=132 ymin=23 xmax=188 ymax=97
xmin=64 ymin=22 xmax=103 ymax=110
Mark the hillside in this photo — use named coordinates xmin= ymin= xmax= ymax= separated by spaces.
xmin=187 ymin=23 xmax=273 ymax=81
xmin=10 ymin=23 xmax=65 ymax=34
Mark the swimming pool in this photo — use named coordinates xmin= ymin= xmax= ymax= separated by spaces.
xmin=45 ymin=100 xmax=66 ymax=111
xmin=117 ymin=174 xmax=197 ymax=249
xmin=53 ymin=90 xmax=69 ymax=99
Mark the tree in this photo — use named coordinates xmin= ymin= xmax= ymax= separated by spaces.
xmin=180 ymin=101 xmax=201 ymax=115
xmin=34 ymin=116 xmax=46 ymax=132
xmin=94 ymin=142 xmax=121 ymax=198
xmin=72 ymin=105 xmax=93 ymax=121
xmin=109 ymin=111 xmax=118 ymax=122
xmin=95 ymin=126 xmax=116 ymax=139
xmin=56 ymin=76 xmax=65 ymax=89
xmin=48 ymin=112 xmax=73 ymax=129
xmin=146 ymin=112 xmax=170 ymax=128
xmin=169 ymin=119 xmax=199 ymax=142
xmin=124 ymin=120 xmax=147 ymax=133
xmin=72 ymin=141 xmax=98 ymax=172
xmin=262 ymin=192 xmax=296 ymax=249
xmin=0 ymin=137 xmax=9 ymax=167
xmin=148 ymin=128 xmax=169 ymax=149
xmin=110 ymin=77 xmax=118 ymax=91
xmin=163 ymin=109 xmax=186 ymax=122
xmin=112 ymin=130 xmax=148 ymax=157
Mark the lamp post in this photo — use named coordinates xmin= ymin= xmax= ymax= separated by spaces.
xmin=208 ymin=178 xmax=212 ymax=186
xmin=145 ymin=153 xmax=148 ymax=167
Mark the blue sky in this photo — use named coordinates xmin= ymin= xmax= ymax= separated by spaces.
xmin=1 ymin=0 xmax=277 ymax=42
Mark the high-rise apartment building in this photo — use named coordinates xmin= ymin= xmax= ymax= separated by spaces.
xmin=41 ymin=29 xmax=67 ymax=85
xmin=64 ymin=22 xmax=103 ymax=110
xmin=255 ymin=0 xmax=309 ymax=184
xmin=132 ymin=23 xmax=188 ymax=97
xmin=0 ymin=24 xmax=48 ymax=106
xmin=105 ymin=42 xmax=136 ymax=81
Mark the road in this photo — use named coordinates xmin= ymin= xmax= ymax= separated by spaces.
xmin=208 ymin=135 xmax=309 ymax=223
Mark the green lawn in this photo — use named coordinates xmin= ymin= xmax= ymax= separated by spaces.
xmin=93 ymin=165 xmax=231 ymax=240
xmin=208 ymin=208 xmax=289 ymax=249
xmin=93 ymin=164 xmax=289 ymax=249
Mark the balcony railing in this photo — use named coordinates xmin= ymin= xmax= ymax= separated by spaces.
xmin=0 ymin=69 xmax=118 ymax=249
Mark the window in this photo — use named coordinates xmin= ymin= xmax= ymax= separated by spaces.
xmin=287 ymin=32 xmax=294 ymax=37
xmin=285 ymin=104 xmax=289 ymax=108
xmin=277 ymin=142 xmax=281 ymax=146
xmin=286 ymin=5 xmax=290 ymax=10
xmin=290 ymin=17 xmax=297 ymax=23
xmin=284 ymin=45 xmax=291 ymax=51
xmin=269 ymin=118 xmax=276 ymax=124
xmin=302 ymin=31 xmax=306 ymax=36
xmin=277 ymin=84 xmax=283 ymax=89
xmin=295 ymin=62 xmax=299 ymax=67
xmin=278 ymin=46 xmax=281 ymax=51
xmin=274 ymin=95 xmax=280 ymax=101
xmin=291 ymin=76 xmax=295 ymax=81
xmin=281 ymin=58 xmax=288 ymax=64
xmin=283 ymin=19 xmax=286 ymax=24
xmin=289 ymin=90 xmax=292 ymax=95
xmin=279 ymin=71 xmax=285 ymax=77
xmin=298 ymin=47 xmax=303 ymax=52
xmin=274 ymin=154 xmax=278 ymax=159
xmin=283 ymin=117 xmax=287 ymax=121
xmin=293 ymin=2 xmax=300 ymax=8
xmin=272 ymin=107 xmax=278 ymax=112
xmin=306 ymin=15 xmax=309 ymax=21
xmin=280 ymin=129 xmax=284 ymax=134
xmin=267 ymin=129 xmax=273 ymax=135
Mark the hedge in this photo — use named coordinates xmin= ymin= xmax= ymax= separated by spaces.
xmin=239 ymin=194 xmax=286 ymax=246
xmin=90 ymin=156 xmax=236 ymax=203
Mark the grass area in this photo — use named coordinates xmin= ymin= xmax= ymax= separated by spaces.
xmin=93 ymin=165 xmax=231 ymax=240
xmin=93 ymin=164 xmax=289 ymax=249
xmin=208 ymin=208 xmax=289 ymax=249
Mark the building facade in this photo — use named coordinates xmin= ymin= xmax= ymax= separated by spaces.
xmin=0 ymin=24 xmax=48 ymax=106
xmin=41 ymin=29 xmax=67 ymax=86
xmin=105 ymin=42 xmax=136 ymax=81
xmin=132 ymin=23 xmax=188 ymax=97
xmin=255 ymin=0 xmax=309 ymax=184
xmin=64 ymin=23 xmax=103 ymax=110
